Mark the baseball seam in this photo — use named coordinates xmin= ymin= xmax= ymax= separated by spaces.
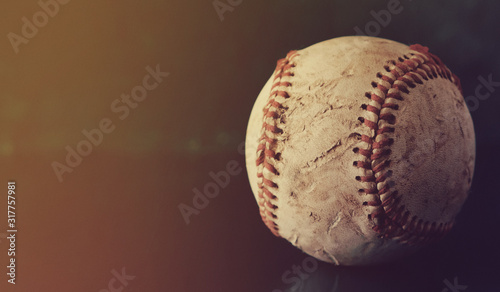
xmin=354 ymin=44 xmax=462 ymax=245
xmin=255 ymin=50 xmax=299 ymax=237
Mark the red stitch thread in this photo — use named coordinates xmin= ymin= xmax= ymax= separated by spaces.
xmin=354 ymin=44 xmax=462 ymax=245
xmin=256 ymin=50 xmax=299 ymax=237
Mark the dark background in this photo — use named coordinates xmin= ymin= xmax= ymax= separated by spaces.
xmin=1 ymin=0 xmax=499 ymax=291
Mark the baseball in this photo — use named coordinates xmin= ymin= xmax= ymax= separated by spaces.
xmin=245 ymin=36 xmax=475 ymax=265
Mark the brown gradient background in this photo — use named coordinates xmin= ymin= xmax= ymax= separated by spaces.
xmin=0 ymin=0 xmax=499 ymax=291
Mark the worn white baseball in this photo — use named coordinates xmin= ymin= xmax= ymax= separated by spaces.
xmin=245 ymin=36 xmax=475 ymax=266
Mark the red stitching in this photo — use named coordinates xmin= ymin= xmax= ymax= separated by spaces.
xmin=256 ymin=50 xmax=299 ymax=237
xmin=364 ymin=188 xmax=378 ymax=195
xmin=366 ymin=105 xmax=380 ymax=115
xmin=354 ymin=44 xmax=462 ymax=245
xmin=358 ymin=148 xmax=372 ymax=157
xmin=370 ymin=93 xmax=385 ymax=104
xmin=363 ymin=119 xmax=378 ymax=130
